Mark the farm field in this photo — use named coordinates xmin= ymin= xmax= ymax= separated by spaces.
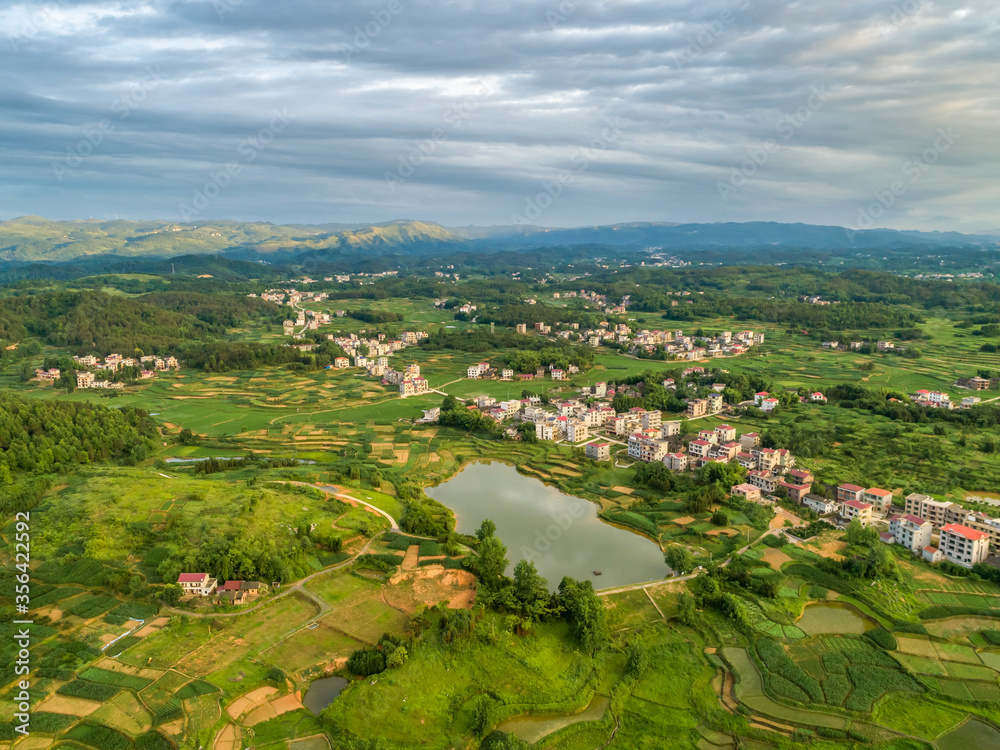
xmin=6 ymin=263 xmax=1000 ymax=750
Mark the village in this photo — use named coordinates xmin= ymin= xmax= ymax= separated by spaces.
xmin=32 ymin=353 xmax=181 ymax=389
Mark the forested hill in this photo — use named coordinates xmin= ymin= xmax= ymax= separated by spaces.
xmin=1 ymin=216 xmax=995 ymax=263
xmin=0 ymin=392 xmax=159 ymax=512
xmin=0 ymin=290 xmax=280 ymax=355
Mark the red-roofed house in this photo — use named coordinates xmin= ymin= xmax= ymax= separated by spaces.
xmin=841 ymin=499 xmax=873 ymax=526
xmin=778 ymin=481 xmax=811 ymax=504
xmin=688 ymin=439 xmax=712 ymax=458
xmin=922 ymin=546 xmax=943 ymax=564
xmin=888 ymin=514 xmax=932 ymax=552
xmin=940 ymin=523 xmax=990 ymax=567
xmin=663 ymin=452 xmax=688 ymax=471
xmin=177 ymin=573 xmax=217 ymax=597
xmin=715 ymin=424 xmax=737 ymax=442
xmin=864 ymin=488 xmax=893 ymax=512
xmin=837 ymin=483 xmax=865 ymax=504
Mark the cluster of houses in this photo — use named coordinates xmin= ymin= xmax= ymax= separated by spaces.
xmin=469 ymin=360 xmax=582 ymax=382
xmin=820 ymin=340 xmax=898 ymax=352
xmin=38 ymin=353 xmax=179 ymax=389
xmin=255 ymin=288 xmax=330 ymax=306
xmin=326 ymin=331 xmax=431 ymax=396
xmin=885 ymin=493 xmax=1000 ymax=566
xmin=177 ymin=573 xmax=265 ymax=605
xmin=576 ymin=326 xmax=763 ymax=360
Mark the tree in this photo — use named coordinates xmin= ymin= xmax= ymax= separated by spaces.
xmin=386 ymin=646 xmax=408 ymax=669
xmin=161 ymin=584 xmax=181 ymax=606
xmin=676 ymin=592 xmax=697 ymax=626
xmin=665 ymin=546 xmax=695 ymax=575
xmin=476 ymin=518 xmax=497 ymax=542
xmin=476 ymin=536 xmax=509 ymax=588
xmin=711 ymin=508 xmax=729 ymax=526
xmin=557 ymin=577 xmax=608 ymax=650
xmin=625 ymin=642 xmax=649 ymax=679
xmin=471 ymin=695 xmax=501 ymax=738
xmin=512 ymin=559 xmax=550 ymax=623
xmin=442 ymin=393 xmax=458 ymax=412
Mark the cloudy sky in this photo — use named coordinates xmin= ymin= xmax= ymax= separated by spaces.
xmin=1 ymin=0 xmax=998 ymax=231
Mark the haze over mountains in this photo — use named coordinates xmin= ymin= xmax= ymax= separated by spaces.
xmin=1 ymin=217 xmax=998 ymax=265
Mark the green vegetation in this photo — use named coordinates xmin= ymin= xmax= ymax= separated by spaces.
xmin=7 ymin=257 xmax=1000 ymax=750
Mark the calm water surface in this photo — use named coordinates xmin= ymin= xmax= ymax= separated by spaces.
xmin=426 ymin=461 xmax=669 ymax=590
xmin=303 ymin=676 xmax=348 ymax=715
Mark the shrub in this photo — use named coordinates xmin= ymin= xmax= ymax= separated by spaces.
xmin=154 ymin=699 xmax=183 ymax=725
xmin=844 ymin=665 xmax=921 ymax=711
xmin=79 ymin=667 xmax=151 ymax=690
xmin=136 ymin=731 xmax=175 ymax=750
xmin=822 ymin=674 xmax=851 ymax=706
xmin=419 ymin=539 xmax=442 ymax=556
xmin=65 ymin=722 xmax=134 ymax=750
xmin=981 ymin=630 xmax=1000 ymax=646
xmin=174 ymin=680 xmax=219 ymax=700
xmin=865 ymin=628 xmax=897 ymax=651
xmin=756 ymin=638 xmax=823 ymax=703
xmin=808 ymin=585 xmax=828 ymax=599
xmin=30 ymin=713 xmax=77 ymax=733
xmin=822 ymin=652 xmax=848 ymax=675
xmin=265 ymin=668 xmax=286 ymax=684
xmin=919 ymin=605 xmax=1000 ymax=620
xmin=347 ymin=647 xmax=386 ymax=676
xmin=762 ymin=535 xmax=785 ymax=548
xmin=57 ymin=680 xmax=119 ymax=701
xmin=816 ymin=727 xmax=847 ymax=739
xmin=768 ymin=674 xmax=810 ymax=703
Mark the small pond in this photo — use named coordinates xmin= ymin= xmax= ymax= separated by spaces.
xmin=425 ymin=461 xmax=669 ymax=590
xmin=303 ymin=676 xmax=348 ymax=715
xmin=796 ymin=601 xmax=877 ymax=636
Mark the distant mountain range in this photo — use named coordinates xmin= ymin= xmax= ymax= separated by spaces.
xmin=0 ymin=216 xmax=996 ymax=264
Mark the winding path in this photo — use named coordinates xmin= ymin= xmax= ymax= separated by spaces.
xmin=162 ymin=483 xmax=399 ymax=619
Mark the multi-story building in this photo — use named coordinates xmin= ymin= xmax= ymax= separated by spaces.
xmin=661 ymin=421 xmax=681 ymax=438
xmin=731 ymin=483 xmax=762 ymax=503
xmin=663 ymin=452 xmax=688 ymax=471
xmin=628 ymin=432 xmax=669 ymax=462
xmin=939 ymin=523 xmax=990 ymax=568
xmin=177 ymin=573 xmax=218 ymax=597
xmin=888 ymin=514 xmax=933 ymax=552
xmin=864 ymin=488 xmax=894 ymax=513
xmin=837 ymin=484 xmax=865 ymax=504
xmin=687 ymin=399 xmax=708 ymax=417
xmin=778 ymin=481 xmax=811 ymax=504
xmin=535 ymin=422 xmax=557 ymax=441
xmin=841 ymin=499 xmax=873 ymax=526
xmin=803 ymin=495 xmax=839 ymax=515
xmin=740 ymin=432 xmax=761 ymax=449
xmin=688 ymin=439 xmax=712 ymax=458
xmin=746 ymin=470 xmax=778 ymax=493
xmin=715 ymin=424 xmax=737 ymax=442
xmin=585 ymin=442 xmax=611 ymax=462
xmin=566 ymin=420 xmax=590 ymax=443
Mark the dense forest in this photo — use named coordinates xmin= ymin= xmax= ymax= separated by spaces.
xmin=0 ymin=291 xmax=216 ymax=355
xmin=0 ymin=393 xmax=159 ymax=513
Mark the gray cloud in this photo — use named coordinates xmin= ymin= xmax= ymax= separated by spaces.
xmin=0 ymin=0 xmax=997 ymax=230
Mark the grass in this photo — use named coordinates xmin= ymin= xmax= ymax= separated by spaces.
xmin=873 ymin=693 xmax=967 ymax=738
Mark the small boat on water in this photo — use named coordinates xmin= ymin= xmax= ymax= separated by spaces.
xmin=593 ymin=570 xmax=602 ymax=576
